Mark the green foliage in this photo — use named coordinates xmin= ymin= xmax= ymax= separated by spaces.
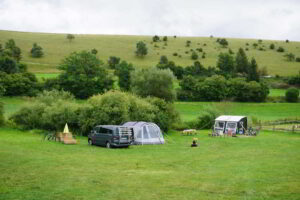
xmin=277 ymin=46 xmax=285 ymax=52
xmin=253 ymin=43 xmax=258 ymax=49
xmin=159 ymin=55 xmax=168 ymax=64
xmin=296 ymin=57 xmax=300 ymax=62
xmin=135 ymin=41 xmax=148 ymax=57
xmin=152 ymin=35 xmax=160 ymax=42
xmin=57 ymin=51 xmax=114 ymax=99
xmin=108 ymin=56 xmax=120 ymax=69
xmin=287 ymin=72 xmax=300 ymax=86
xmin=194 ymin=106 xmax=220 ymax=129
xmin=217 ymin=52 xmax=235 ymax=75
xmin=91 ymin=48 xmax=98 ymax=55
xmin=157 ymin=61 xmax=185 ymax=79
xmin=115 ymin=61 xmax=135 ymax=91
xmin=235 ymin=48 xmax=249 ymax=74
xmin=36 ymin=89 xmax=75 ymax=105
xmin=163 ymin=36 xmax=168 ymax=42
xmin=285 ymin=87 xmax=299 ymax=102
xmin=218 ymin=38 xmax=228 ymax=48
xmin=0 ymin=56 xmax=18 ymax=73
xmin=191 ymin=51 xmax=198 ymax=60
xmin=284 ymin=53 xmax=295 ymax=61
xmin=66 ymin=34 xmax=75 ymax=42
xmin=270 ymin=43 xmax=275 ymax=49
xmin=247 ymin=58 xmax=260 ymax=82
xmin=4 ymin=39 xmax=21 ymax=61
xmin=131 ymin=67 xmax=176 ymax=102
xmin=30 ymin=43 xmax=44 ymax=58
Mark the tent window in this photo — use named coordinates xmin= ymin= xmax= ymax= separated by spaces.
xmin=137 ymin=129 xmax=142 ymax=138
xmin=148 ymin=125 xmax=157 ymax=138
xmin=227 ymin=123 xmax=236 ymax=129
xmin=216 ymin=122 xmax=224 ymax=128
xmin=143 ymin=126 xmax=149 ymax=139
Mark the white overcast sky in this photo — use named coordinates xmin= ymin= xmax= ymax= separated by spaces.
xmin=1 ymin=0 xmax=300 ymax=41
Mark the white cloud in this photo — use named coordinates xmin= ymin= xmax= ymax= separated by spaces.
xmin=0 ymin=0 xmax=299 ymax=41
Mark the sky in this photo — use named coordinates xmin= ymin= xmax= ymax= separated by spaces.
xmin=0 ymin=0 xmax=300 ymax=41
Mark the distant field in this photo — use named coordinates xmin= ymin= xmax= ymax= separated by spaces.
xmin=269 ymin=89 xmax=286 ymax=97
xmin=0 ymin=128 xmax=299 ymax=200
xmin=35 ymin=73 xmax=59 ymax=81
xmin=1 ymin=30 xmax=300 ymax=75
xmin=175 ymin=102 xmax=300 ymax=122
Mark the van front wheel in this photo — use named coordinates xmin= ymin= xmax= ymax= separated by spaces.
xmin=106 ymin=142 xmax=111 ymax=149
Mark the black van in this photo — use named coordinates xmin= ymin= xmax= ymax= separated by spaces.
xmin=88 ymin=125 xmax=133 ymax=148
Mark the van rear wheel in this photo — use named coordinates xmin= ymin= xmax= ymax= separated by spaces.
xmin=106 ymin=142 xmax=111 ymax=149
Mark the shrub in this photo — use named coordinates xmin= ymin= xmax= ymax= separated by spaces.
xmin=285 ymin=88 xmax=299 ymax=102
xmin=108 ymin=56 xmax=120 ymax=69
xmin=173 ymin=52 xmax=178 ymax=56
xmin=194 ymin=106 xmax=220 ymax=129
xmin=277 ymin=47 xmax=285 ymax=52
xmin=163 ymin=36 xmax=168 ymax=42
xmin=152 ymin=35 xmax=160 ymax=42
xmin=91 ymin=48 xmax=98 ymax=55
xmin=191 ymin=52 xmax=198 ymax=60
xmin=296 ymin=57 xmax=300 ymax=62
xmin=284 ymin=53 xmax=295 ymax=61
xmin=270 ymin=43 xmax=275 ymax=49
xmin=30 ymin=43 xmax=43 ymax=58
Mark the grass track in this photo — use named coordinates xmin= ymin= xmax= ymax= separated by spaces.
xmin=0 ymin=128 xmax=299 ymax=200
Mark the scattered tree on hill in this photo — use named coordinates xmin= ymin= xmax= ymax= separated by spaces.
xmin=30 ymin=43 xmax=44 ymax=58
xmin=284 ymin=53 xmax=295 ymax=61
xmin=4 ymin=39 xmax=21 ymax=61
xmin=258 ymin=39 xmax=263 ymax=44
xmin=247 ymin=58 xmax=260 ymax=82
xmin=57 ymin=51 xmax=114 ymax=99
xmin=253 ymin=43 xmax=258 ymax=49
xmin=152 ymin=35 xmax=160 ymax=42
xmin=286 ymin=39 xmax=289 ymax=43
xmin=131 ymin=67 xmax=176 ymax=102
xmin=235 ymin=48 xmax=249 ymax=74
xmin=269 ymin=43 xmax=275 ymax=49
xmin=135 ymin=41 xmax=148 ymax=57
xmin=277 ymin=47 xmax=285 ymax=52
xmin=296 ymin=57 xmax=300 ymax=62
xmin=218 ymin=38 xmax=228 ymax=48
xmin=186 ymin=40 xmax=191 ymax=47
xmin=108 ymin=56 xmax=120 ymax=69
xmin=217 ymin=53 xmax=235 ymax=76
xmin=191 ymin=52 xmax=198 ymax=60
xmin=163 ymin=36 xmax=168 ymax=42
xmin=91 ymin=48 xmax=98 ymax=55
xmin=159 ymin=55 xmax=168 ymax=64
xmin=115 ymin=61 xmax=135 ymax=91
xmin=66 ymin=34 xmax=75 ymax=42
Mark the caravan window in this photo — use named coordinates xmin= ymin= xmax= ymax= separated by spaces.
xmin=215 ymin=121 xmax=224 ymax=128
xmin=227 ymin=123 xmax=236 ymax=129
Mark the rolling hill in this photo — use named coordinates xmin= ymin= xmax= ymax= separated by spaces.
xmin=0 ymin=30 xmax=299 ymax=76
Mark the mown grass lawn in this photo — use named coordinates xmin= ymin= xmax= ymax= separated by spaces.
xmin=0 ymin=128 xmax=299 ymax=200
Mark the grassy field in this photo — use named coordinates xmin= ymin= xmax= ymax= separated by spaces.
xmin=0 ymin=128 xmax=299 ymax=200
xmin=1 ymin=30 xmax=300 ymax=75
xmin=268 ymin=89 xmax=286 ymax=97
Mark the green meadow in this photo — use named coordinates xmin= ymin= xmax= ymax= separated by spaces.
xmin=0 ymin=128 xmax=299 ymax=200
xmin=1 ymin=30 xmax=300 ymax=75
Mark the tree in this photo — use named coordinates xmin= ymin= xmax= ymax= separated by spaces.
xmin=57 ymin=51 xmax=114 ymax=99
xmin=108 ymin=56 xmax=120 ymax=69
xmin=235 ymin=48 xmax=249 ymax=74
xmin=152 ymin=35 xmax=160 ymax=42
xmin=218 ymin=38 xmax=228 ymax=48
xmin=191 ymin=52 xmax=198 ymax=60
xmin=131 ymin=67 xmax=176 ymax=102
xmin=115 ymin=61 xmax=135 ymax=91
xmin=253 ymin=43 xmax=258 ymax=49
xmin=163 ymin=36 xmax=168 ymax=42
xmin=277 ymin=47 xmax=285 ymax=52
xmin=135 ymin=41 xmax=148 ymax=57
xmin=66 ymin=34 xmax=75 ymax=42
xmin=247 ymin=58 xmax=260 ymax=82
xmin=91 ymin=48 xmax=98 ymax=55
xmin=217 ymin=53 xmax=235 ymax=75
xmin=5 ymin=39 xmax=21 ymax=61
xmin=285 ymin=88 xmax=299 ymax=102
xmin=159 ymin=55 xmax=168 ymax=64
xmin=284 ymin=53 xmax=295 ymax=61
xmin=269 ymin=43 xmax=275 ymax=49
xmin=30 ymin=43 xmax=44 ymax=58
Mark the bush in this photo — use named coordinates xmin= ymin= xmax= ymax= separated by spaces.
xmin=191 ymin=52 xmax=198 ymax=60
xmin=194 ymin=106 xmax=220 ymax=129
xmin=277 ymin=47 xmax=285 ymax=52
xmin=30 ymin=43 xmax=43 ymax=58
xmin=285 ymin=88 xmax=299 ymax=102
xmin=296 ymin=57 xmax=300 ymax=62
xmin=270 ymin=43 xmax=275 ymax=49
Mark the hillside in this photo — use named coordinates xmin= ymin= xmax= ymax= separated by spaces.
xmin=0 ymin=30 xmax=299 ymax=75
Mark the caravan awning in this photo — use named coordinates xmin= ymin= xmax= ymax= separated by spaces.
xmin=215 ymin=115 xmax=246 ymax=122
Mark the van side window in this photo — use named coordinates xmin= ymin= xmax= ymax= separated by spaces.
xmin=99 ymin=127 xmax=108 ymax=134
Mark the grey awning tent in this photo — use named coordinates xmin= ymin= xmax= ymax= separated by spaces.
xmin=122 ymin=121 xmax=164 ymax=145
